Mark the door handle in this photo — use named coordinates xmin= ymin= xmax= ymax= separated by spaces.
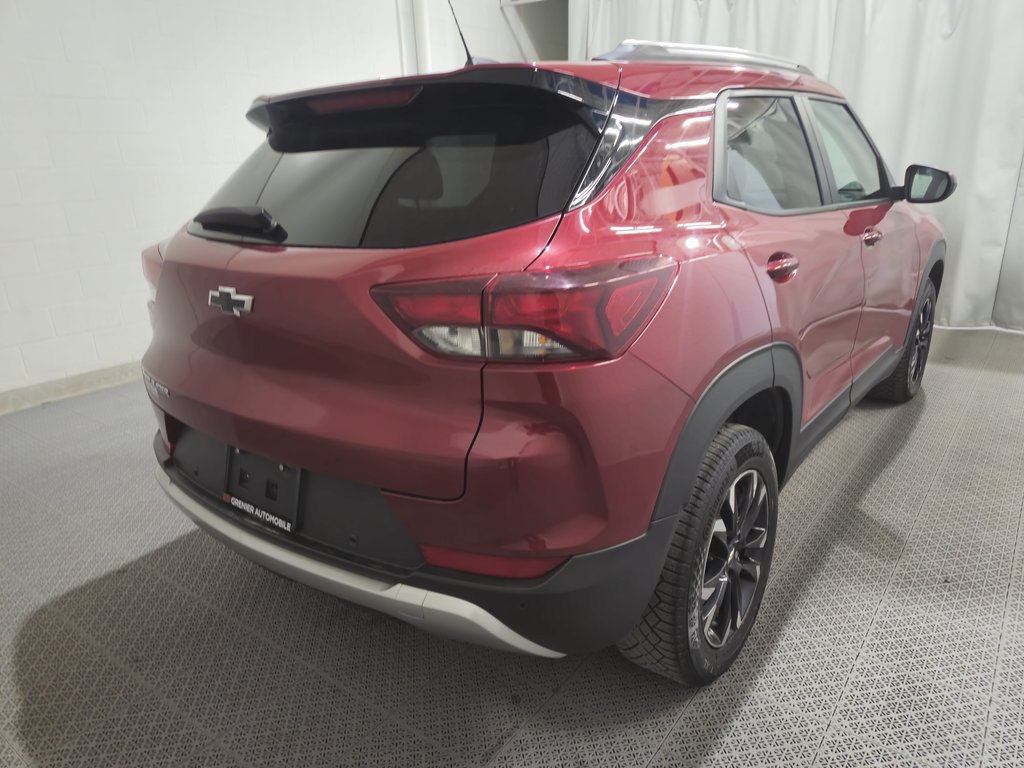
xmin=862 ymin=227 xmax=884 ymax=246
xmin=766 ymin=252 xmax=799 ymax=283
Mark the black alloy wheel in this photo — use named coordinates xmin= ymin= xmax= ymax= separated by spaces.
xmin=908 ymin=294 xmax=934 ymax=388
xmin=618 ymin=423 xmax=779 ymax=685
xmin=869 ymin=278 xmax=938 ymax=403
xmin=699 ymin=468 xmax=770 ymax=648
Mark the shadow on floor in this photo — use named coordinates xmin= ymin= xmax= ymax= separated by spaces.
xmin=665 ymin=390 xmax=926 ymax=748
xmin=10 ymin=396 xmax=924 ymax=767
xmin=12 ymin=531 xmax=668 ymax=765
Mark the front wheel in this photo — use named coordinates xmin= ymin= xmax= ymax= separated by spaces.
xmin=869 ymin=278 xmax=937 ymax=403
xmin=617 ymin=424 xmax=778 ymax=685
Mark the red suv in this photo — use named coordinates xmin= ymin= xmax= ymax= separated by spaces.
xmin=143 ymin=41 xmax=955 ymax=684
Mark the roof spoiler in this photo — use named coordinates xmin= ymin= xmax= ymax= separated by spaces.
xmin=245 ymin=66 xmax=619 ymax=136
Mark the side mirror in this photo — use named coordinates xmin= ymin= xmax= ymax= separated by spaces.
xmin=902 ymin=164 xmax=956 ymax=204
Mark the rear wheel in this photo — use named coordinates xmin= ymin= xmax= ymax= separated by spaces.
xmin=618 ymin=424 xmax=778 ymax=685
xmin=869 ymin=279 xmax=937 ymax=403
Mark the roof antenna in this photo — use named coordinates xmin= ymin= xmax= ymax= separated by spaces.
xmin=446 ymin=0 xmax=474 ymax=66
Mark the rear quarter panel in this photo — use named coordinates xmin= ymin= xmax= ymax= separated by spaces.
xmin=464 ymin=104 xmax=774 ymax=550
xmin=535 ymin=104 xmax=774 ymax=403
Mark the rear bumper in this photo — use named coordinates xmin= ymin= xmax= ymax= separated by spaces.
xmin=154 ymin=438 xmax=677 ymax=655
xmin=145 ymin=346 xmax=693 ymax=560
xmin=156 ymin=467 xmax=562 ymax=657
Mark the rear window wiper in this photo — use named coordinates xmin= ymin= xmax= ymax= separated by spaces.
xmin=193 ymin=206 xmax=287 ymax=242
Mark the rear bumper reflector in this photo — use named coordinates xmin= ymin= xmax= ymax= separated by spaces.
xmin=419 ymin=544 xmax=567 ymax=579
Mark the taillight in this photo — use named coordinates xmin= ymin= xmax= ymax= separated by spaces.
xmin=372 ymin=277 xmax=489 ymax=358
xmin=371 ymin=256 xmax=676 ymax=362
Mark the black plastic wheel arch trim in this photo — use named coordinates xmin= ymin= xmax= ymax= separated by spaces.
xmin=651 ymin=345 xmax=790 ymax=525
xmin=648 ymin=331 xmax=913 ymax=534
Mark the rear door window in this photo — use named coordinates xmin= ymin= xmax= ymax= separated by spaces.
xmin=192 ymin=84 xmax=601 ymax=248
xmin=722 ymin=96 xmax=823 ymax=212
xmin=808 ymin=100 xmax=887 ymax=203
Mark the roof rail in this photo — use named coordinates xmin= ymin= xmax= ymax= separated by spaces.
xmin=594 ymin=40 xmax=815 ymax=77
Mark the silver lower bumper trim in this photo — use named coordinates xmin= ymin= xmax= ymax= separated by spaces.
xmin=156 ymin=470 xmax=564 ymax=658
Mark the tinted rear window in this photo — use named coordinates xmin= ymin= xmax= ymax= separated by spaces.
xmin=191 ymin=84 xmax=601 ymax=248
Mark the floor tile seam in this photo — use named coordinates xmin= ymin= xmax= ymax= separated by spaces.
xmin=482 ymin=658 xmax=619 ymax=768
xmin=640 ymin=691 xmax=701 ymax=768
xmin=977 ymin=489 xmax=1024 ymax=767
xmin=649 ymin=696 xmax=833 ymax=768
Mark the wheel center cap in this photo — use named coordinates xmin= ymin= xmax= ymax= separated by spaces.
xmin=727 ymin=548 xmax=737 ymax=564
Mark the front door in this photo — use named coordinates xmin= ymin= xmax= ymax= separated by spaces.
xmin=804 ymin=98 xmax=920 ymax=381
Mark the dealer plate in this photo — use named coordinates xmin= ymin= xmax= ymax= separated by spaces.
xmin=224 ymin=448 xmax=301 ymax=533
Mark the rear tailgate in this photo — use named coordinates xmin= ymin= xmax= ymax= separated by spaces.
xmin=144 ymin=219 xmax=559 ymax=500
xmin=142 ymin=65 xmax=618 ymax=500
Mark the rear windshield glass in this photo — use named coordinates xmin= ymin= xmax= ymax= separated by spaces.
xmin=191 ymin=84 xmax=601 ymax=248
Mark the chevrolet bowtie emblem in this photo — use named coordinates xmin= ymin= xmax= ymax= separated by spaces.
xmin=208 ymin=286 xmax=254 ymax=317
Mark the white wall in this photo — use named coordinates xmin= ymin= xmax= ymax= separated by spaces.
xmin=0 ymin=0 xmax=567 ymax=398
xmin=418 ymin=0 xmax=568 ymax=72
xmin=0 ymin=0 xmax=409 ymax=394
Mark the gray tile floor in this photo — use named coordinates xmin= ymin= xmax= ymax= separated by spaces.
xmin=1 ymin=328 xmax=1022 ymax=767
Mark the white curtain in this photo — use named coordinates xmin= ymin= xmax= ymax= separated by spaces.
xmin=569 ymin=0 xmax=1024 ymax=329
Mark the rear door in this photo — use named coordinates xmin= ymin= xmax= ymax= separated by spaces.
xmin=716 ymin=93 xmax=864 ymax=427
xmin=804 ymin=97 xmax=920 ymax=380
xmin=143 ymin=71 xmax=613 ymax=500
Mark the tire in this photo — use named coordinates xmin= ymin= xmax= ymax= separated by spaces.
xmin=869 ymin=278 xmax=937 ymax=403
xmin=617 ymin=424 xmax=778 ymax=685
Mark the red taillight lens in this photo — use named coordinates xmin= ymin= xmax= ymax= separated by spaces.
xmin=604 ymin=276 xmax=663 ymax=336
xmin=380 ymin=279 xmax=485 ymax=327
xmin=371 ymin=256 xmax=676 ymax=362
xmin=371 ymin=277 xmax=490 ymax=358
xmin=488 ymin=257 xmax=676 ymax=359
xmin=420 ymin=544 xmax=567 ymax=579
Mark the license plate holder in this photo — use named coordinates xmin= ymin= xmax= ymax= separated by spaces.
xmin=224 ymin=449 xmax=301 ymax=534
